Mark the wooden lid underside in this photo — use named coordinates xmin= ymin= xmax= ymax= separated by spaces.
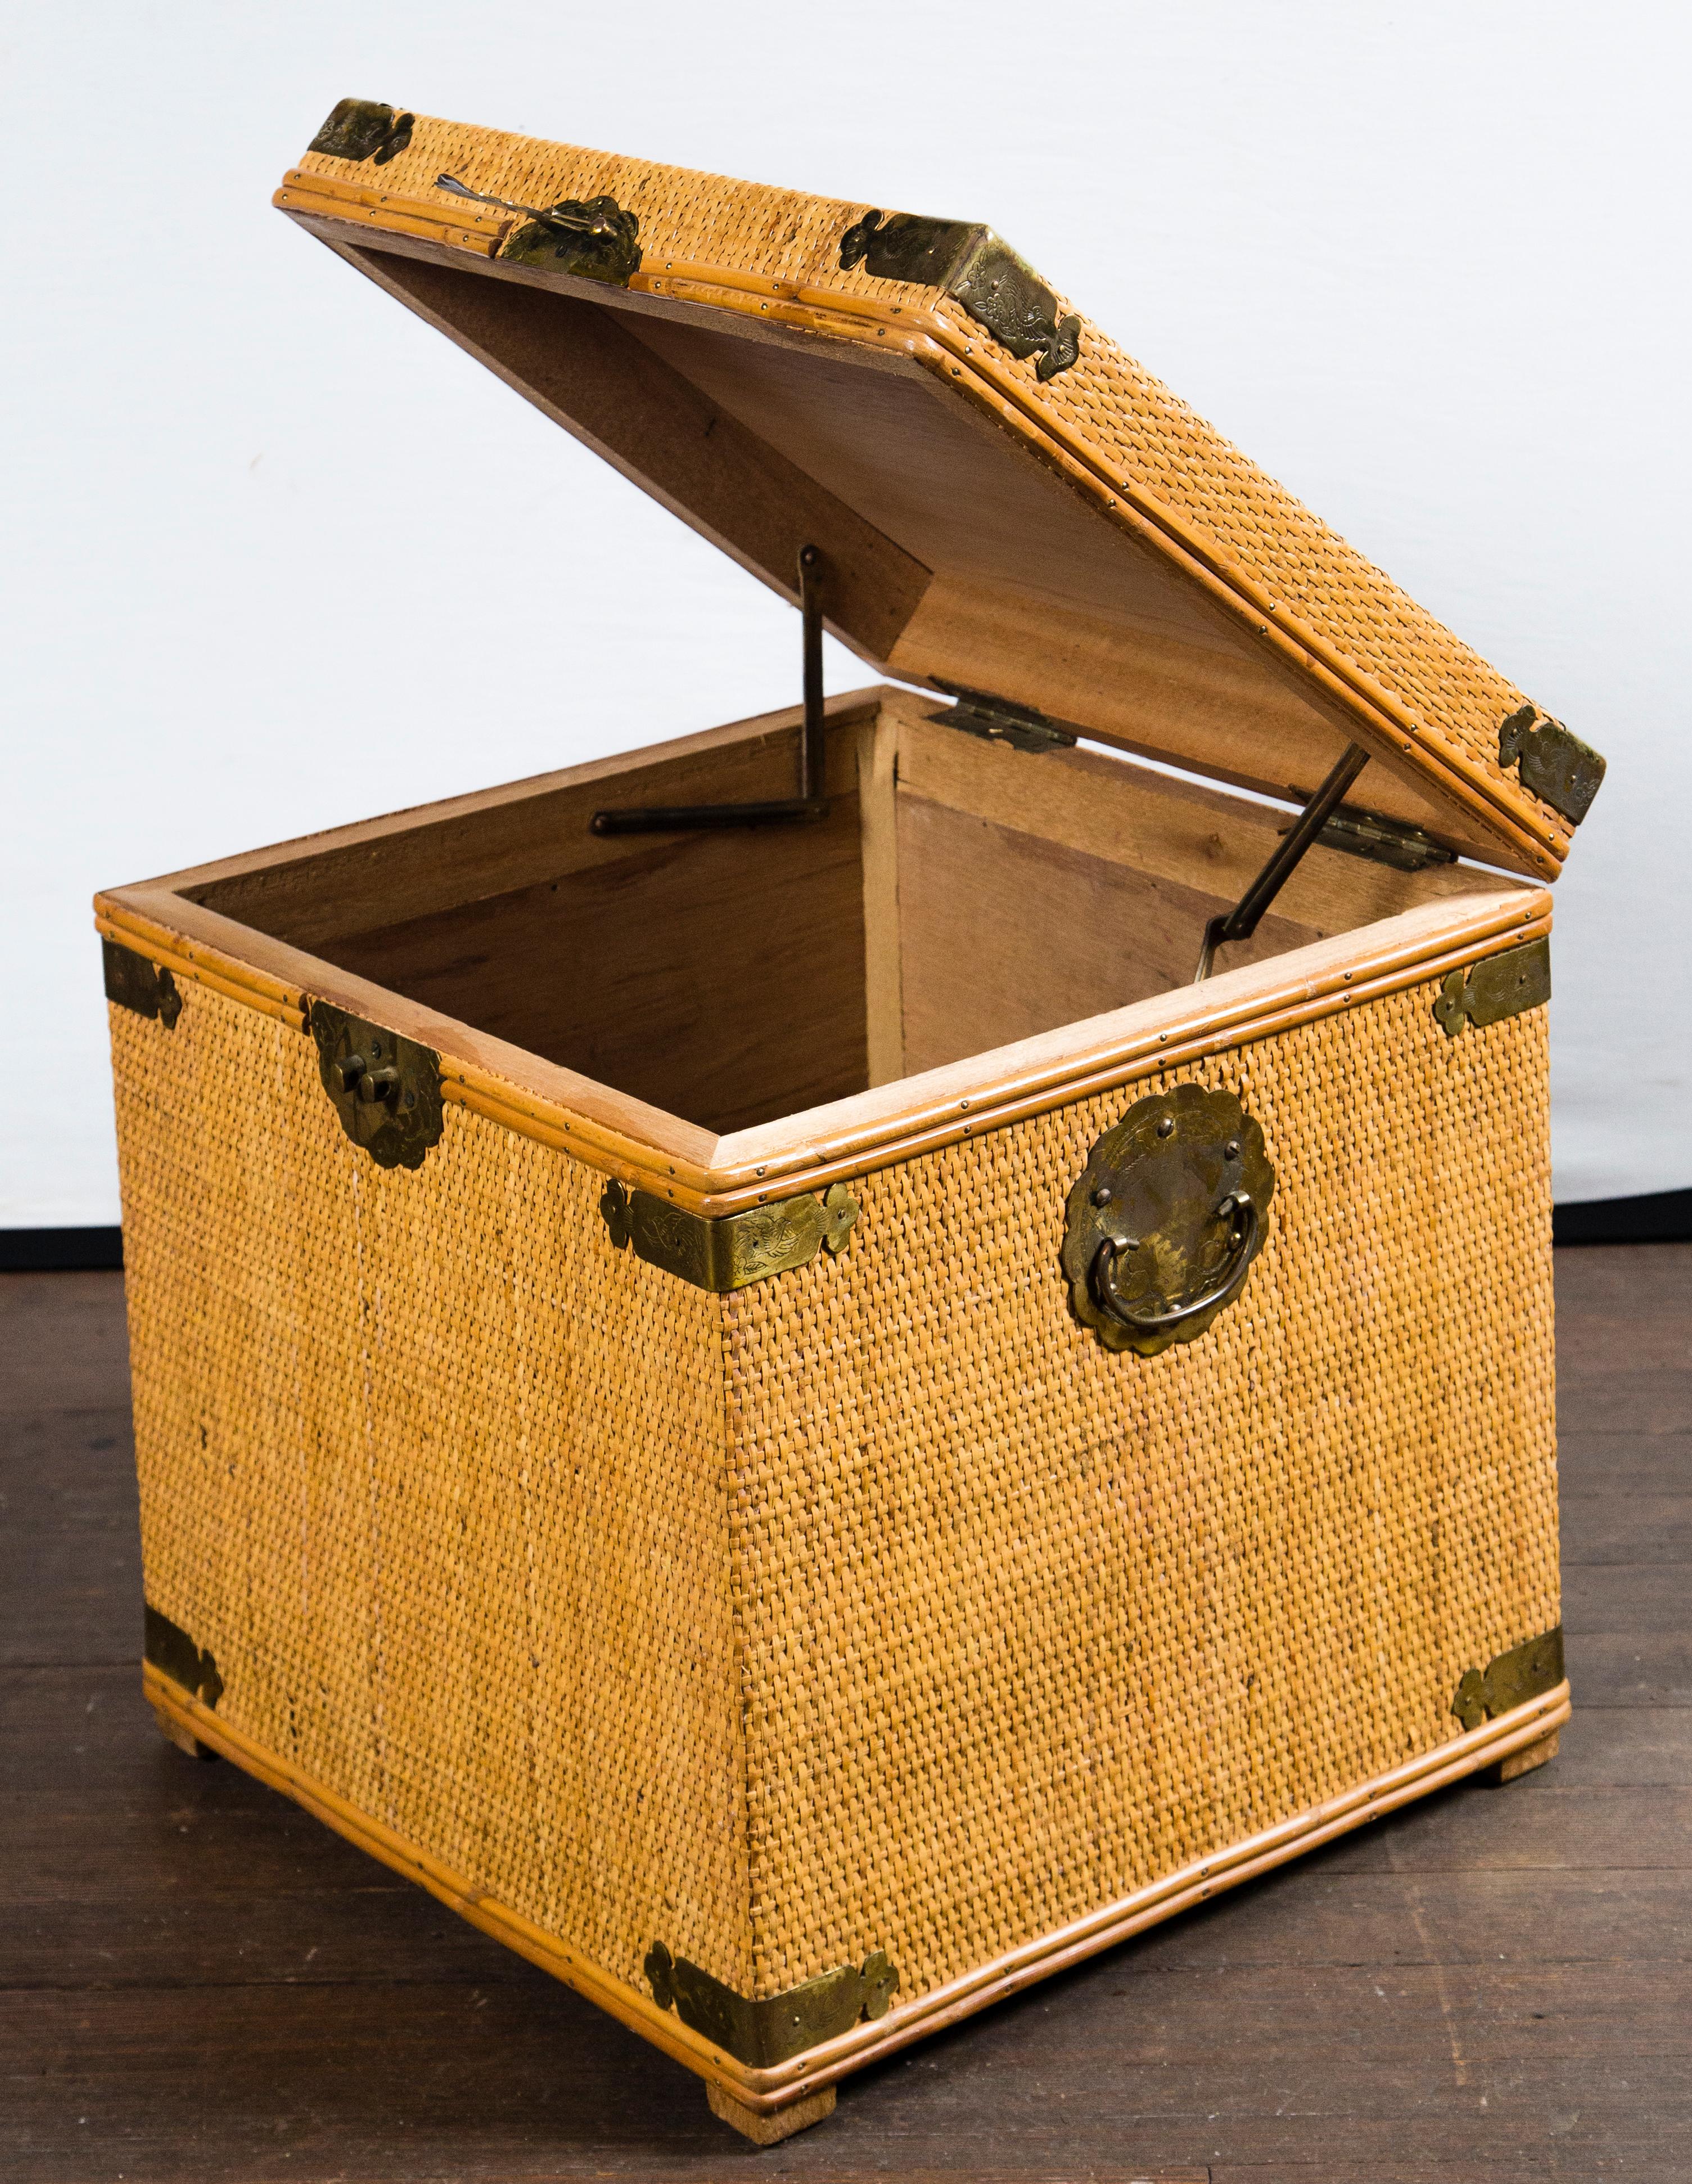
xmin=272 ymin=109 xmax=1595 ymax=878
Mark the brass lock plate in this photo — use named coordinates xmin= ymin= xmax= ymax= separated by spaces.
xmin=308 ymin=1001 xmax=443 ymax=1172
xmin=1062 ymin=1084 xmax=1275 ymax=1357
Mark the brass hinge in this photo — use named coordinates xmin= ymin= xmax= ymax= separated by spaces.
xmin=102 ymin=938 xmax=182 ymax=1029
xmin=1497 ymin=704 xmax=1605 ymax=826
xmin=309 ymin=1001 xmax=444 ymax=1171
xmin=644 ymin=1941 xmax=898 ymax=2068
xmin=143 ymin=1603 xmax=224 ymax=1708
xmin=1284 ymin=801 xmax=1458 ymax=874
xmin=599 ymin=1179 xmax=858 ymax=1293
xmin=1432 ymin=936 xmax=1551 ymax=1038
xmin=1452 ymin=1625 xmax=1564 ymax=1731
xmin=930 ymin=682 xmax=1079 ymax=754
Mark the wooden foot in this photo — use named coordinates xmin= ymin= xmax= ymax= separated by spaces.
xmin=706 ymin=2081 xmax=836 ymax=2144
xmin=1484 ymin=1728 xmax=1559 ymax=1786
xmin=151 ymin=1701 xmax=217 ymax=1762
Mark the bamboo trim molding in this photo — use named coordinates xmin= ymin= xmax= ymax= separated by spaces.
xmin=145 ymin=1660 xmax=1569 ymax=2119
xmin=95 ymin=881 xmax=1550 ymax=1215
xmin=273 ymin=168 xmax=1567 ymax=877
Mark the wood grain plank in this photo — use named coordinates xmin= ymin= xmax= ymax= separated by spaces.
xmin=855 ymin=711 xmax=904 ymax=1089
xmin=323 ymin=783 xmax=868 ymax=1135
xmin=178 ymin=695 xmax=879 ymax=953
xmin=331 ymin=244 xmax=932 ymax=668
xmin=0 ymin=1274 xmax=132 ymax=1415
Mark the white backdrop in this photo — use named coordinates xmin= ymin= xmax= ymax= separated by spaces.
xmin=5 ymin=1 xmax=1687 ymax=1224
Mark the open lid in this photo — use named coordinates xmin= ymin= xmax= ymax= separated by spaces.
xmin=276 ymin=101 xmax=1604 ymax=879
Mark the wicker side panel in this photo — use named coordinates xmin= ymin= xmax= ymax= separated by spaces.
xmin=297 ymin=114 xmax=1544 ymax=822
xmin=108 ymin=980 xmax=748 ymax=1991
xmin=724 ymin=975 xmax=1556 ymax=2001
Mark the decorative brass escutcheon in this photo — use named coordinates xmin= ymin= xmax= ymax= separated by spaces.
xmin=308 ymin=1001 xmax=443 ymax=1172
xmin=1062 ymin=1084 xmax=1274 ymax=1357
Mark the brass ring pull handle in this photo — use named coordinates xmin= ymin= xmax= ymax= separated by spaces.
xmin=1090 ymin=1191 xmax=1257 ymax=1336
xmin=1061 ymin=1086 xmax=1275 ymax=1357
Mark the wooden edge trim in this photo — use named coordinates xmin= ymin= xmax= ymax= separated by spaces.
xmin=141 ymin=1663 xmax=750 ymax=2095
xmin=94 ymin=907 xmax=306 ymax=1031
xmin=275 ymin=172 xmax=507 ymax=255
xmin=144 ymin=1660 xmax=1568 ymax=2116
xmin=96 ymin=884 xmax=1549 ymax=1215
xmin=126 ymin=690 xmax=887 ymax=898
xmin=97 ymin=886 xmax=724 ymax=1194
xmin=742 ymin=1682 xmax=1574 ymax=2111
xmin=707 ymin=897 xmax=1553 ymax=1209
xmin=274 ymin=169 xmax=1561 ymax=873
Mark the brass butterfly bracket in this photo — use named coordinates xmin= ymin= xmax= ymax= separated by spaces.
xmin=1432 ymin=936 xmax=1551 ymax=1039
xmin=644 ymin=1941 xmax=898 ymax=2068
xmin=1452 ymin=1627 xmax=1564 ymax=1732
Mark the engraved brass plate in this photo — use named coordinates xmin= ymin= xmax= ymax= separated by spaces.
xmin=1497 ymin=704 xmax=1606 ymax=826
xmin=1452 ymin=1625 xmax=1564 ymax=1732
xmin=143 ymin=1602 xmax=224 ymax=1708
xmin=308 ymin=98 xmax=414 ymax=165
xmin=102 ymin=938 xmax=182 ymax=1029
xmin=1432 ymin=936 xmax=1551 ymax=1039
xmin=644 ymin=1940 xmax=897 ymax=2068
xmin=1062 ymin=1085 xmax=1274 ymax=1358
xmin=600 ymin=1180 xmax=858 ymax=1293
xmin=838 ymin=210 xmax=1082 ymax=381
xmin=308 ymin=1001 xmax=444 ymax=1172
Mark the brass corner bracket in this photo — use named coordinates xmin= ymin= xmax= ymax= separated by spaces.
xmin=600 ymin=1179 xmax=858 ymax=1293
xmin=308 ymin=1001 xmax=444 ymax=1172
xmin=102 ymin=938 xmax=182 ymax=1029
xmin=644 ymin=1941 xmax=898 ymax=2068
xmin=308 ymin=98 xmax=414 ymax=166
xmin=1497 ymin=705 xmax=1605 ymax=827
xmin=1452 ymin=1625 xmax=1564 ymax=1732
xmin=1432 ymin=936 xmax=1551 ymax=1039
xmin=143 ymin=1603 xmax=224 ymax=1709
xmin=838 ymin=210 xmax=1082 ymax=381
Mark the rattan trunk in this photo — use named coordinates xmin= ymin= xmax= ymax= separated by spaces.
xmin=98 ymin=101 xmax=1598 ymax=2142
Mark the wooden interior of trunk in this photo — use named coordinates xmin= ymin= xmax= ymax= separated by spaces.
xmin=186 ymin=691 xmax=1506 ymax=1136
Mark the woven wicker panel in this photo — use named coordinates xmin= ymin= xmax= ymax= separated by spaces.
xmin=724 ymin=976 xmax=1556 ymax=2001
xmin=109 ymin=980 xmax=750 ymax=1993
xmin=299 ymin=113 xmax=1544 ymax=825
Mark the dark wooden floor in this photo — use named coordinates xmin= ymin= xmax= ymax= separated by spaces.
xmin=2 ymin=1248 xmax=1687 ymax=2184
